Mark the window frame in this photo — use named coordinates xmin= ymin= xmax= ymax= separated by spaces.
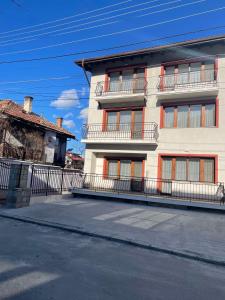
xmin=103 ymin=157 xmax=145 ymax=179
xmin=104 ymin=64 xmax=146 ymax=93
xmin=158 ymin=154 xmax=217 ymax=184
xmin=161 ymin=100 xmax=217 ymax=128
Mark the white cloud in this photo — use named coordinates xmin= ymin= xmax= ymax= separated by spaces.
xmin=63 ymin=119 xmax=75 ymax=129
xmin=78 ymin=107 xmax=88 ymax=120
xmin=64 ymin=112 xmax=74 ymax=119
xmin=50 ymin=89 xmax=80 ymax=109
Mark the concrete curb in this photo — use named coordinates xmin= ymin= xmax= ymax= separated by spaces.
xmin=72 ymin=190 xmax=225 ymax=214
xmin=0 ymin=212 xmax=225 ymax=267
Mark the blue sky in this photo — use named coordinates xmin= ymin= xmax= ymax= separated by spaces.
xmin=1 ymin=0 xmax=225 ymax=150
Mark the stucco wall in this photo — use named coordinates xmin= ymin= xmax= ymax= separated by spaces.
xmin=83 ymin=42 xmax=225 ymax=183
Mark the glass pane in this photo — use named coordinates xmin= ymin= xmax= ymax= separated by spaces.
xmin=164 ymin=107 xmax=174 ymax=128
xmin=162 ymin=158 xmax=172 ymax=180
xmin=108 ymin=160 xmax=118 ymax=177
xmin=205 ymin=104 xmax=215 ymax=127
xmin=175 ymin=158 xmax=187 ymax=180
xmin=177 ymin=64 xmax=189 ymax=85
xmin=107 ymin=112 xmax=117 ymax=131
xmin=190 ymin=62 xmax=201 ymax=83
xmin=190 ymin=105 xmax=201 ymax=127
xmin=133 ymin=110 xmax=143 ymax=139
xmin=109 ymin=72 xmax=120 ymax=92
xmin=164 ymin=66 xmax=175 ymax=89
xmin=122 ymin=70 xmax=133 ymax=92
xmin=120 ymin=160 xmax=131 ymax=178
xmin=177 ymin=106 xmax=189 ymax=128
xmin=188 ymin=159 xmax=200 ymax=182
xmin=120 ymin=111 xmax=131 ymax=131
xmin=204 ymin=159 xmax=214 ymax=183
xmin=135 ymin=68 xmax=145 ymax=92
xmin=133 ymin=161 xmax=143 ymax=178
xmin=204 ymin=62 xmax=215 ymax=81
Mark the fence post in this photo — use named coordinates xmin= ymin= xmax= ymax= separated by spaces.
xmin=46 ymin=167 xmax=50 ymax=196
xmin=61 ymin=169 xmax=64 ymax=194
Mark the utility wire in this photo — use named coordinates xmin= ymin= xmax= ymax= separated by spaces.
xmin=0 ymin=0 xmax=133 ymax=36
xmin=0 ymin=24 xmax=224 ymax=65
xmin=0 ymin=0 xmax=180 ymax=47
xmin=0 ymin=0 xmax=159 ymax=39
xmin=0 ymin=5 xmax=224 ymax=57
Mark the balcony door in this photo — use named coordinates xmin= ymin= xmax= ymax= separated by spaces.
xmin=108 ymin=67 xmax=145 ymax=94
xmin=106 ymin=109 xmax=143 ymax=139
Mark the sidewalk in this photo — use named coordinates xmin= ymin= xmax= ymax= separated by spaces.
xmin=1 ymin=195 xmax=225 ymax=266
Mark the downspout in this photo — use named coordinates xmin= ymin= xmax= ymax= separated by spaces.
xmin=81 ymin=59 xmax=90 ymax=87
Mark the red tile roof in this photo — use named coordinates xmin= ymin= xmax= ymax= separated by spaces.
xmin=0 ymin=100 xmax=75 ymax=138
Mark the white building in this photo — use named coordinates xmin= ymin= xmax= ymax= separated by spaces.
xmin=75 ymin=35 xmax=225 ymax=199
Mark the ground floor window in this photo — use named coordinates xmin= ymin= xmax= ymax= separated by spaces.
xmin=161 ymin=156 xmax=215 ymax=183
xmin=104 ymin=158 xmax=144 ymax=179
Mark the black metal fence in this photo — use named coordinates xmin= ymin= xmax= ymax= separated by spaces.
xmin=0 ymin=161 xmax=11 ymax=190
xmin=82 ymin=122 xmax=158 ymax=142
xmin=30 ymin=166 xmax=82 ymax=196
xmin=72 ymin=173 xmax=225 ymax=204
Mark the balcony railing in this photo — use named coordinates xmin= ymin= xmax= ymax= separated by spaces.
xmin=158 ymin=69 xmax=217 ymax=92
xmin=95 ymin=78 xmax=147 ymax=97
xmin=82 ymin=122 xmax=158 ymax=142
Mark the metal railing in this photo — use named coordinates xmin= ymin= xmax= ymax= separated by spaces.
xmin=82 ymin=122 xmax=158 ymax=142
xmin=95 ymin=78 xmax=147 ymax=96
xmin=158 ymin=69 xmax=217 ymax=91
xmin=0 ymin=161 xmax=11 ymax=191
xmin=72 ymin=173 xmax=225 ymax=204
xmin=30 ymin=166 xmax=82 ymax=196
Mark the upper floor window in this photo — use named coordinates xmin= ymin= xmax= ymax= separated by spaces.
xmin=163 ymin=101 xmax=216 ymax=128
xmin=105 ymin=109 xmax=143 ymax=138
xmin=160 ymin=61 xmax=216 ymax=90
xmin=107 ymin=67 xmax=145 ymax=93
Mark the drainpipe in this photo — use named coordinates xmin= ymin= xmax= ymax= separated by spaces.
xmin=81 ymin=59 xmax=90 ymax=87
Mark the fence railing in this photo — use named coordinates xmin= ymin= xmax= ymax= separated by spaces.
xmin=158 ymin=69 xmax=217 ymax=91
xmin=0 ymin=161 xmax=11 ymax=191
xmin=95 ymin=78 xmax=147 ymax=97
xmin=82 ymin=122 xmax=158 ymax=142
xmin=30 ymin=166 xmax=82 ymax=196
xmin=71 ymin=173 xmax=225 ymax=204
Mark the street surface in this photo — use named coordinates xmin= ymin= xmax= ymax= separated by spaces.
xmin=0 ymin=217 xmax=225 ymax=300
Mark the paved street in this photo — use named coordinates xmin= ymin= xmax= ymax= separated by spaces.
xmin=1 ymin=195 xmax=225 ymax=263
xmin=0 ymin=217 xmax=225 ymax=300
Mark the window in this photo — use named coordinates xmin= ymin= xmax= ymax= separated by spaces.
xmin=105 ymin=109 xmax=143 ymax=138
xmin=162 ymin=61 xmax=216 ymax=89
xmin=162 ymin=102 xmax=216 ymax=128
xmin=105 ymin=158 xmax=144 ymax=179
xmin=107 ymin=67 xmax=145 ymax=93
xmin=161 ymin=156 xmax=215 ymax=183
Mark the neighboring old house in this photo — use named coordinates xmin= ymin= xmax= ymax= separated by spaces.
xmin=0 ymin=96 xmax=75 ymax=166
xmin=75 ymin=34 xmax=224 ymax=195
xmin=65 ymin=151 xmax=84 ymax=170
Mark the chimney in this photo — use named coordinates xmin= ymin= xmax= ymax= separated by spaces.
xmin=56 ymin=117 xmax=63 ymax=128
xmin=24 ymin=96 xmax=33 ymax=113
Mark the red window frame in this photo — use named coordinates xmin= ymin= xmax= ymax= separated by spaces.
xmin=157 ymin=154 xmax=218 ymax=185
xmin=160 ymin=98 xmax=219 ymax=129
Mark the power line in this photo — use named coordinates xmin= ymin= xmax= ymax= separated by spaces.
xmin=0 ymin=0 xmax=133 ymax=36
xmin=1 ymin=5 xmax=224 ymax=57
xmin=0 ymin=0 xmax=179 ymax=46
xmin=0 ymin=24 xmax=225 ymax=65
xmin=0 ymin=0 xmax=159 ymax=39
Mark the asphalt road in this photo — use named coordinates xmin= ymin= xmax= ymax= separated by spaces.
xmin=0 ymin=217 xmax=225 ymax=300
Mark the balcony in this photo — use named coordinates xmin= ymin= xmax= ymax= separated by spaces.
xmin=81 ymin=122 xmax=158 ymax=145
xmin=157 ymin=69 xmax=218 ymax=100
xmin=95 ymin=78 xmax=147 ymax=105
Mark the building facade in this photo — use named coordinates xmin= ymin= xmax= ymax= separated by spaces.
xmin=76 ymin=35 xmax=225 ymax=196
